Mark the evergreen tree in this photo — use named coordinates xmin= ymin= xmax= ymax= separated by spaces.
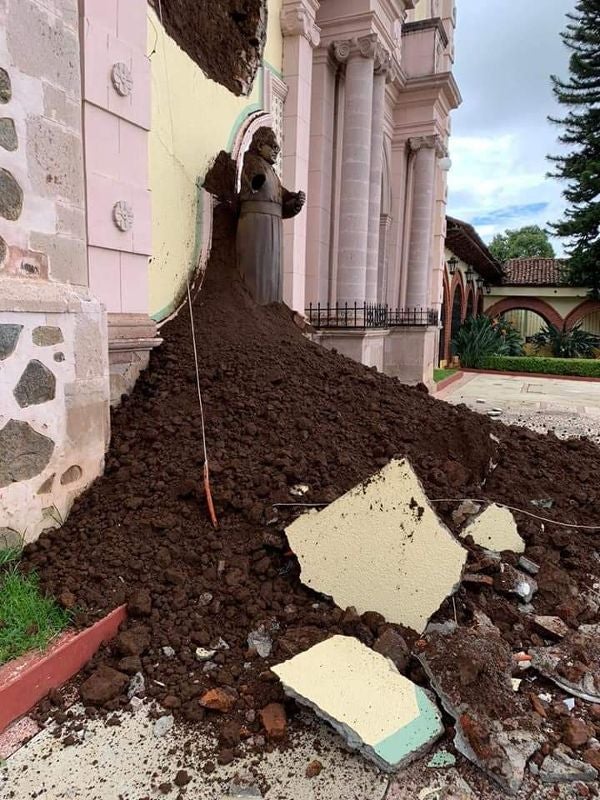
xmin=548 ymin=0 xmax=600 ymax=294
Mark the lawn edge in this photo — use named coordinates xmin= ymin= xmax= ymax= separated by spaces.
xmin=434 ymin=370 xmax=465 ymax=392
xmin=0 ymin=605 xmax=127 ymax=734
xmin=462 ymin=367 xmax=600 ymax=383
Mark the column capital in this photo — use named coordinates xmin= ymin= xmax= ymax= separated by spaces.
xmin=374 ymin=45 xmax=395 ymax=81
xmin=408 ymin=134 xmax=447 ymax=158
xmin=331 ymin=33 xmax=386 ymax=65
xmin=281 ymin=1 xmax=321 ymax=46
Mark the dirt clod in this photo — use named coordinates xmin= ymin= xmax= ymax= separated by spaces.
xmin=306 ymin=760 xmax=323 ymax=778
xmin=199 ymin=688 xmax=238 ymax=713
xmin=80 ymin=666 xmax=129 ymax=705
xmin=259 ymin=703 xmax=287 ymax=740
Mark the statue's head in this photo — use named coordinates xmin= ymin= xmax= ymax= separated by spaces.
xmin=249 ymin=126 xmax=280 ymax=165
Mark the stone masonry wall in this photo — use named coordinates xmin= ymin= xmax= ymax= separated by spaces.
xmin=0 ymin=0 xmax=110 ymax=546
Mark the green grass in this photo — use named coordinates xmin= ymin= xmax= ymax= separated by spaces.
xmin=479 ymin=355 xmax=600 ymax=378
xmin=0 ymin=546 xmax=21 ymax=568
xmin=0 ymin=563 xmax=71 ymax=665
xmin=433 ymin=368 xmax=458 ymax=383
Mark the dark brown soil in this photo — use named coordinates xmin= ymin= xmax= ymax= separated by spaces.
xmin=149 ymin=0 xmax=267 ymax=97
xmin=23 ymin=205 xmax=600 ymax=758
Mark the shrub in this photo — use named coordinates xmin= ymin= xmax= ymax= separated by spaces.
xmin=452 ymin=315 xmax=523 ymax=368
xmin=494 ymin=317 xmax=525 ymax=356
xmin=532 ymin=322 xmax=600 ymax=358
xmin=479 ymin=355 xmax=600 ymax=378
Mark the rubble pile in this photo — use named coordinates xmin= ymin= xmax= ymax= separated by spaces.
xmin=22 ymin=207 xmax=600 ymax=791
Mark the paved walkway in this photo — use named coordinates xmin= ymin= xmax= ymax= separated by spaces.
xmin=0 ymin=703 xmax=586 ymax=799
xmin=438 ymin=372 xmax=600 ymax=442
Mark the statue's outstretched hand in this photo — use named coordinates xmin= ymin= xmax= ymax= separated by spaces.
xmin=294 ymin=191 xmax=306 ymax=213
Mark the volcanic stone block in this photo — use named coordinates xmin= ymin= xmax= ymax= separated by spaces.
xmin=0 ymin=420 xmax=55 ymax=487
xmin=285 ymin=458 xmax=467 ymax=633
xmin=272 ymin=635 xmax=443 ymax=771
xmin=32 ymin=326 xmax=63 ymax=346
xmin=460 ymin=504 xmax=525 ymax=553
xmin=0 ymin=323 xmax=22 ymax=360
xmin=0 ymin=68 xmax=10 ymax=103
xmin=14 ymin=360 xmax=56 ymax=407
xmin=0 ymin=168 xmax=23 ymax=220
xmin=60 ymin=465 xmax=82 ymax=485
xmin=0 ymin=527 xmax=22 ymax=549
xmin=0 ymin=118 xmax=17 ymax=151
xmin=37 ymin=474 xmax=55 ymax=494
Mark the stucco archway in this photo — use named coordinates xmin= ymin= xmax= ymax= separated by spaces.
xmin=564 ymin=300 xmax=600 ymax=330
xmin=439 ymin=271 xmax=451 ymax=364
xmin=485 ymin=297 xmax=564 ymax=330
xmin=448 ymin=274 xmax=465 ymax=359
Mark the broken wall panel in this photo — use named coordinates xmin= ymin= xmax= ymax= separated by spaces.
xmin=285 ymin=458 xmax=467 ymax=633
xmin=272 ymin=635 xmax=443 ymax=771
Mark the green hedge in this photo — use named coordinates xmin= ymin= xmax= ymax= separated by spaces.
xmin=479 ymin=355 xmax=600 ymax=378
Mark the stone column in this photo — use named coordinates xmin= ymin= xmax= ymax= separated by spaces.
xmin=405 ymin=135 xmax=443 ymax=310
xmin=306 ymin=47 xmax=336 ymax=305
xmin=378 ymin=213 xmax=392 ymax=303
xmin=366 ymin=49 xmax=391 ymax=303
xmin=332 ymin=35 xmax=378 ymax=304
xmin=281 ymin=0 xmax=320 ymax=312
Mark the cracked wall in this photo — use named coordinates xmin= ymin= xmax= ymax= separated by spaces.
xmin=148 ymin=0 xmax=268 ymax=97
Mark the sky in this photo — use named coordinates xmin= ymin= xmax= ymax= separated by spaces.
xmin=447 ymin=0 xmax=577 ymax=254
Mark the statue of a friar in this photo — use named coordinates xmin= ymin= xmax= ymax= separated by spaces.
xmin=237 ymin=127 xmax=305 ymax=305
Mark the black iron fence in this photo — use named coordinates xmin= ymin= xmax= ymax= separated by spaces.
xmin=306 ymin=303 xmax=439 ymax=330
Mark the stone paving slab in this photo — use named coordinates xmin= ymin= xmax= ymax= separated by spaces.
xmin=0 ymin=704 xmax=389 ymax=800
xmin=439 ymin=373 xmax=600 ymax=443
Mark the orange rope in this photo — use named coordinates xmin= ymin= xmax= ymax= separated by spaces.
xmin=204 ymin=462 xmax=219 ymax=530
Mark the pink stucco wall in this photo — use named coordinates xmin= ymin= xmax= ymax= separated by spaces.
xmin=81 ymin=0 xmax=151 ymax=316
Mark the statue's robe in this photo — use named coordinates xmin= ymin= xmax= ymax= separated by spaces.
xmin=237 ymin=152 xmax=298 ymax=305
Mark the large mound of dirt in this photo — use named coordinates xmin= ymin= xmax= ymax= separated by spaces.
xmin=23 ymin=206 xmax=600 ymax=761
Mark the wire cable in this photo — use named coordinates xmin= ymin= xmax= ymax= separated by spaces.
xmin=187 ymin=280 xmax=218 ymax=528
xmin=430 ymin=498 xmax=600 ymax=530
xmin=274 ymin=498 xmax=600 ymax=531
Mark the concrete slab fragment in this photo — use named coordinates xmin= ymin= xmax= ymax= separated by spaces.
xmin=272 ymin=635 xmax=443 ymax=772
xmin=418 ymin=625 xmax=544 ymax=794
xmin=285 ymin=459 xmax=467 ymax=633
xmin=530 ymin=627 xmax=600 ymax=704
xmin=460 ymin=504 xmax=525 ymax=554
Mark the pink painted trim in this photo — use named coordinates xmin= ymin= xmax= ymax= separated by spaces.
xmin=435 ymin=370 xmax=464 ymax=392
xmin=462 ymin=368 xmax=600 ymax=384
xmin=0 ymin=605 xmax=126 ymax=734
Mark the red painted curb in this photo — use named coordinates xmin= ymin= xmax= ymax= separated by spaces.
xmin=462 ymin=368 xmax=600 ymax=383
xmin=0 ymin=605 xmax=126 ymax=734
xmin=435 ymin=371 xmax=464 ymax=392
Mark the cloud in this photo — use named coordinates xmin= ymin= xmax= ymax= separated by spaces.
xmin=471 ymin=203 xmax=549 ymax=227
xmin=447 ymin=0 xmax=576 ymax=254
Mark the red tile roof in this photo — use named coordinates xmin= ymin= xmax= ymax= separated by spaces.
xmin=502 ymin=258 xmax=566 ymax=286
